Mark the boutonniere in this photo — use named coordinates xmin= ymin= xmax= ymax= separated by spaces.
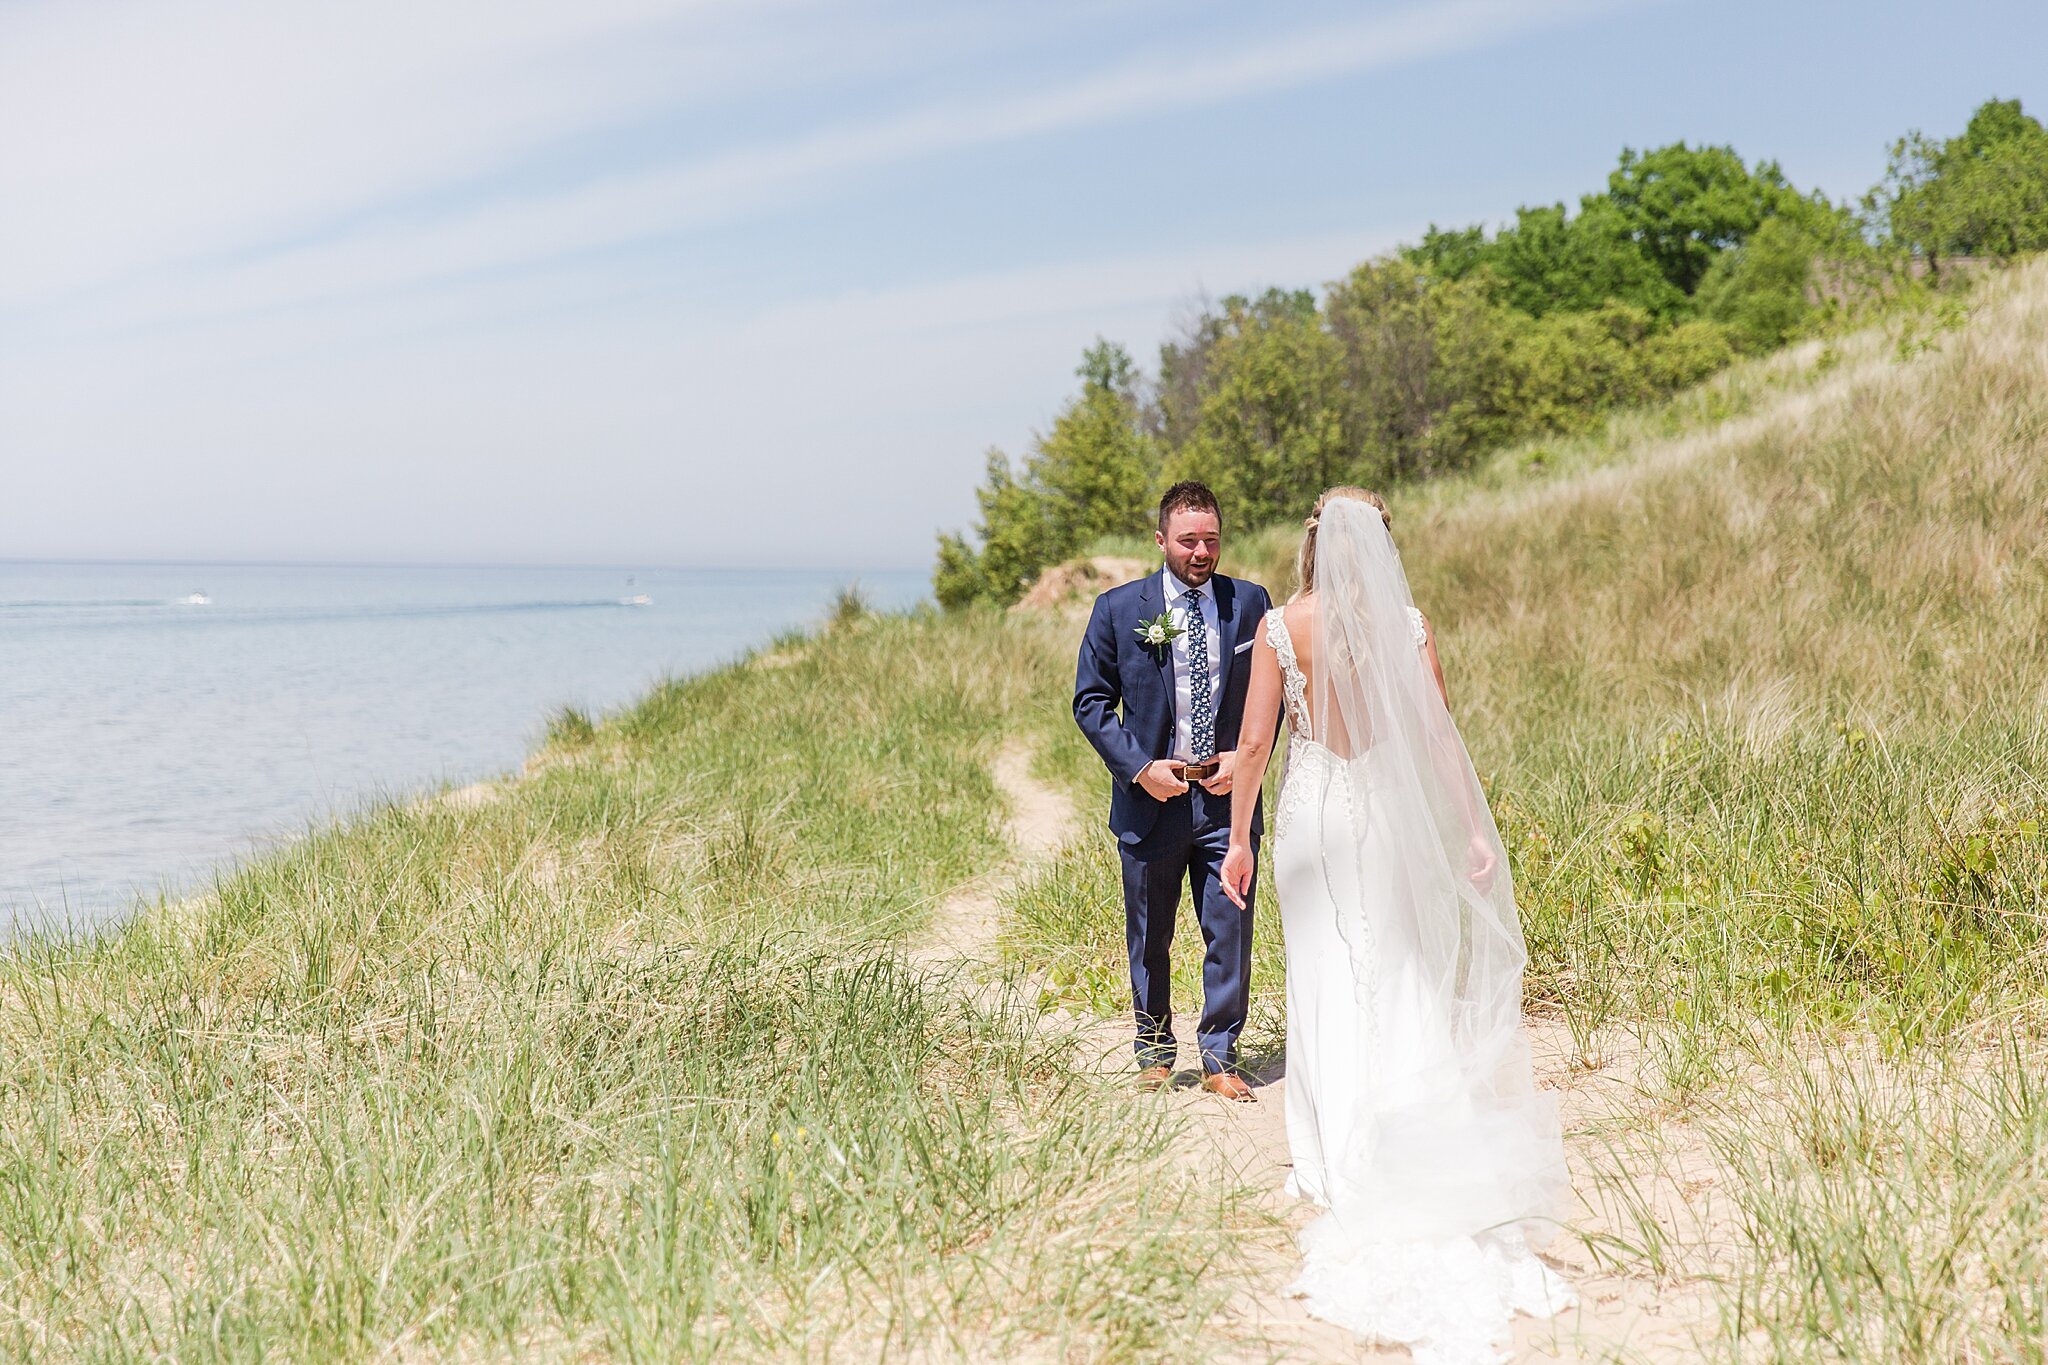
xmin=1135 ymin=611 xmax=1183 ymax=652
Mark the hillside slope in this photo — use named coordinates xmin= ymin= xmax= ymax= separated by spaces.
xmin=1275 ymin=258 xmax=2048 ymax=738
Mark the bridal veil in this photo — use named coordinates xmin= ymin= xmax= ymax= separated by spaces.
xmin=1294 ymin=496 xmax=1570 ymax=1253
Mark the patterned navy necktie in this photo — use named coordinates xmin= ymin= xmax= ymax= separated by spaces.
xmin=1184 ymin=588 xmax=1215 ymax=762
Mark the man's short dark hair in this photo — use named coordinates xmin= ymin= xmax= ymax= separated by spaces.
xmin=1157 ymin=480 xmax=1221 ymax=533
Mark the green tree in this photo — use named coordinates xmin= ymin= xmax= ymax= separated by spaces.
xmin=1696 ymin=215 xmax=1820 ymax=353
xmin=1406 ymin=144 xmax=1829 ymax=318
xmin=1033 ymin=340 xmax=1157 ymax=545
xmin=932 ymin=340 xmax=1158 ymax=608
xmin=932 ymin=449 xmax=1064 ymax=608
xmin=1485 ymin=198 xmax=1687 ymax=319
xmin=1606 ymin=142 xmax=1815 ymax=295
xmin=1404 ymin=223 xmax=1491 ymax=281
xmin=1877 ymin=98 xmax=2048 ymax=260
xmin=1166 ymin=290 xmax=1349 ymax=530
xmin=1324 ymin=258 xmax=1523 ymax=480
xmin=932 ymin=130 xmax=1876 ymax=606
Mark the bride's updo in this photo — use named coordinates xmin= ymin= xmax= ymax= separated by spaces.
xmin=1297 ymin=486 xmax=1390 ymax=595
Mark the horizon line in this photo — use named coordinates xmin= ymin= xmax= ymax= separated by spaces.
xmin=0 ymin=555 xmax=933 ymax=576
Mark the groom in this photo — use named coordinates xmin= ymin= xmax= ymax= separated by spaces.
xmin=1073 ymin=481 xmax=1272 ymax=1102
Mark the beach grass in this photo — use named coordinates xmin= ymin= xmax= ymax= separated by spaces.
xmin=0 ymin=609 xmax=1256 ymax=1361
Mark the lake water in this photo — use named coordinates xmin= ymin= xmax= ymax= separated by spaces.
xmin=0 ymin=562 xmax=926 ymax=935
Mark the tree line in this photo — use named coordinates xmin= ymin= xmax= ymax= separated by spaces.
xmin=935 ymin=98 xmax=2048 ymax=608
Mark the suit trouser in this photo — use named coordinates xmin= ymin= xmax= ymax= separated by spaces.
xmin=1119 ymin=787 xmax=1257 ymax=1074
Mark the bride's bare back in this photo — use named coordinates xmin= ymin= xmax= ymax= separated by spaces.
xmin=1268 ymin=594 xmax=1447 ymax=758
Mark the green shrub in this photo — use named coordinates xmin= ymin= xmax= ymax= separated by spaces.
xmin=1510 ymin=303 xmax=1656 ymax=435
xmin=1639 ymin=317 xmax=1739 ymax=389
xmin=1698 ymin=216 xmax=1821 ymax=353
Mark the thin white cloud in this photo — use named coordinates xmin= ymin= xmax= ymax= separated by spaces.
xmin=0 ymin=0 xmax=859 ymax=306
xmin=6 ymin=0 xmax=1628 ymax=329
xmin=737 ymin=229 xmax=1408 ymax=346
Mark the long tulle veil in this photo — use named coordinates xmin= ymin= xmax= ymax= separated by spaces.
xmin=1299 ymin=497 xmax=1568 ymax=1245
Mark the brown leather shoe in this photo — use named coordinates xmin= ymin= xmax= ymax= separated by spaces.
xmin=1136 ymin=1065 xmax=1172 ymax=1093
xmin=1201 ymin=1071 xmax=1256 ymax=1103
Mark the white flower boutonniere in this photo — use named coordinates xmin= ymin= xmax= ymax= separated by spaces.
xmin=1135 ymin=611 xmax=1183 ymax=651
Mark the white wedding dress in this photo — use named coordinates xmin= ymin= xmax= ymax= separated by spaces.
xmin=1262 ymin=500 xmax=1574 ymax=1365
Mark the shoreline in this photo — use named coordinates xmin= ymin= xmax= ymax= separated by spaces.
xmin=0 ymin=564 xmax=929 ymax=940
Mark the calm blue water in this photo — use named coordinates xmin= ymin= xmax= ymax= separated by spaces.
xmin=0 ymin=562 xmax=926 ymax=934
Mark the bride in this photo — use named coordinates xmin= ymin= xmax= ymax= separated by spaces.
xmin=1219 ymin=488 xmax=1574 ymax=1365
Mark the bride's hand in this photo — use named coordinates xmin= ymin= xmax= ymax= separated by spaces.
xmin=1467 ymin=835 xmax=1499 ymax=891
xmin=1220 ymin=842 xmax=1255 ymax=909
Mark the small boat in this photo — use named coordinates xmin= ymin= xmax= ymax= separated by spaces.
xmin=180 ymin=591 xmax=212 ymax=606
xmin=620 ymin=593 xmax=653 ymax=607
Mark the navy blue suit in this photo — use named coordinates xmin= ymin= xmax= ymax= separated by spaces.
xmin=1073 ymin=570 xmax=1272 ymax=1074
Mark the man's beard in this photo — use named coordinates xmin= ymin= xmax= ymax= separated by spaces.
xmin=1171 ymin=556 xmax=1217 ymax=587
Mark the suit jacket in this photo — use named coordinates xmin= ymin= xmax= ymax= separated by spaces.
xmin=1073 ymin=570 xmax=1272 ymax=852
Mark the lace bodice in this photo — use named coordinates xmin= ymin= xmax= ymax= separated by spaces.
xmin=1264 ymin=608 xmax=1313 ymax=737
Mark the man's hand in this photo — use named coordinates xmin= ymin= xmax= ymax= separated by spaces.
xmin=1198 ymin=750 xmax=1238 ymax=796
xmin=1135 ymin=759 xmax=1190 ymax=801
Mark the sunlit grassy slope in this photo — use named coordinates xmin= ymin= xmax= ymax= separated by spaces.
xmin=1010 ymin=260 xmax=2048 ymax=1359
xmin=1365 ymin=260 xmax=2048 ymax=1035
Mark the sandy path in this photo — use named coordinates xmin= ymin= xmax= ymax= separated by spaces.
xmin=921 ymin=744 xmax=1715 ymax=1364
xmin=912 ymin=742 xmax=1077 ymax=967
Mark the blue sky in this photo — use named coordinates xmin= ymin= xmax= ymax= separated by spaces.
xmin=2 ymin=0 xmax=2041 ymax=569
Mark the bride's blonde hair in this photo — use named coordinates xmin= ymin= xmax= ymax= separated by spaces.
xmin=1296 ymin=486 xmax=1390 ymax=595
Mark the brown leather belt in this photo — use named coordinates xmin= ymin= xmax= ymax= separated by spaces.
xmin=1174 ymin=760 xmax=1219 ymax=782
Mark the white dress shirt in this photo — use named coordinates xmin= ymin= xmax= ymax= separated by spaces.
xmin=1162 ymin=566 xmax=1224 ymax=763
